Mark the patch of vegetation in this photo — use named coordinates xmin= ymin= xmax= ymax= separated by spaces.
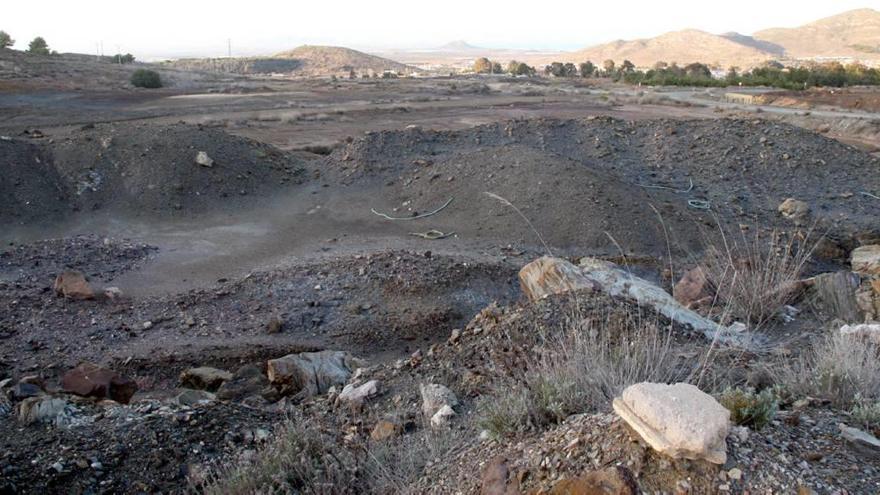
xmin=473 ymin=57 xmax=503 ymax=74
xmin=131 ymin=69 xmax=162 ymax=89
xmin=111 ymin=53 xmax=135 ymax=64
xmin=477 ymin=300 xmax=703 ymax=436
xmin=199 ymin=417 xmax=462 ymax=494
xmin=851 ymin=398 xmax=880 ymax=433
xmin=780 ymin=333 xmax=880 ymax=408
xmin=199 ymin=421 xmax=356 ymax=494
xmin=619 ymin=60 xmax=880 ymax=89
xmin=0 ymin=30 xmax=14 ymax=49
xmin=702 ymin=228 xmax=813 ymax=327
xmin=507 ymin=60 xmax=536 ymax=76
xmin=718 ymin=387 xmax=778 ymax=430
xmin=27 ymin=36 xmax=50 ymax=55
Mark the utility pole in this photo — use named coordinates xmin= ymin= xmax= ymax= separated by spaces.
xmin=227 ymin=38 xmax=231 ymax=58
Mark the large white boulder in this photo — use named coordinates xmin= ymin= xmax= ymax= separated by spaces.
xmin=613 ymin=382 xmax=730 ymax=464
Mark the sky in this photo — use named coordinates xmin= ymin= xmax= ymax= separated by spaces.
xmin=3 ymin=0 xmax=877 ymax=60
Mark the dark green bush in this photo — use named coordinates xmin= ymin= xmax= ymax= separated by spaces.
xmin=718 ymin=387 xmax=778 ymax=430
xmin=131 ymin=69 xmax=162 ymax=88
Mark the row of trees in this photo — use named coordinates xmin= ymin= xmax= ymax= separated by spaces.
xmin=542 ymin=59 xmax=636 ymax=78
xmin=0 ymin=31 xmax=52 ymax=55
xmin=621 ymin=61 xmax=880 ymax=89
xmin=472 ymin=57 xmax=536 ymax=76
xmin=539 ymin=56 xmax=880 ymax=89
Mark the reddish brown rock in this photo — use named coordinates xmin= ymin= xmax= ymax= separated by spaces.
xmin=370 ymin=420 xmax=399 ymax=442
xmin=548 ymin=466 xmax=639 ymax=495
xmin=53 ymin=271 xmax=95 ymax=300
xmin=673 ymin=266 xmax=711 ymax=308
xmin=61 ymin=362 xmax=138 ymax=404
xmin=481 ymin=457 xmax=520 ymax=495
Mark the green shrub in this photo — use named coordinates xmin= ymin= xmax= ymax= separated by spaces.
xmin=27 ymin=36 xmax=49 ymax=55
xmin=718 ymin=387 xmax=778 ymax=430
xmin=851 ymin=398 xmax=880 ymax=432
xmin=477 ymin=386 xmax=532 ymax=438
xmin=131 ymin=69 xmax=162 ymax=88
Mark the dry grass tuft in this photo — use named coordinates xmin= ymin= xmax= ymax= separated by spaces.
xmin=198 ymin=420 xmax=357 ymax=495
xmin=702 ymin=228 xmax=814 ymax=327
xmin=479 ymin=298 xmax=705 ymax=437
xmin=779 ymin=332 xmax=880 ymax=408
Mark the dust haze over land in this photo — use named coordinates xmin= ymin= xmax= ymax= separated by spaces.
xmin=2 ymin=5 xmax=880 ymax=495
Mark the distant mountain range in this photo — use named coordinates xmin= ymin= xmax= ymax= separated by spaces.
xmin=418 ymin=9 xmax=880 ymax=69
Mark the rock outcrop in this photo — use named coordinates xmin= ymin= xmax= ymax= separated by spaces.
xmin=61 ymin=362 xmax=138 ymax=404
xmin=613 ymin=382 xmax=730 ymax=464
xmin=852 ymin=245 xmax=880 ymax=275
xmin=519 ymin=257 xmax=742 ymax=343
xmin=53 ymin=271 xmax=95 ymax=300
xmin=267 ymin=350 xmax=363 ymax=397
xmin=179 ymin=367 xmax=233 ymax=392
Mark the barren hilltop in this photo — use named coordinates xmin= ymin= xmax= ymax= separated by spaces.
xmin=563 ymin=29 xmax=773 ymax=69
xmin=754 ymin=8 xmax=880 ymax=59
xmin=535 ymin=8 xmax=880 ymax=68
xmin=168 ymin=45 xmax=414 ymax=76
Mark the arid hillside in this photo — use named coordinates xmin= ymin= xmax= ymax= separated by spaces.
xmin=546 ymin=8 xmax=880 ymax=69
xmin=168 ymin=45 xmax=414 ymax=77
xmin=754 ymin=8 xmax=880 ymax=60
xmin=562 ymin=29 xmax=772 ymax=68
xmin=273 ymin=45 xmax=414 ymax=75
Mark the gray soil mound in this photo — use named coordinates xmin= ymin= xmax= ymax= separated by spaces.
xmin=0 ymin=138 xmax=69 ymax=223
xmin=1 ymin=123 xmax=305 ymax=225
xmin=330 ymin=117 xmax=880 ymax=255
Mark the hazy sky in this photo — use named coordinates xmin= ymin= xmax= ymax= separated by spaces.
xmin=3 ymin=1 xmax=877 ymax=59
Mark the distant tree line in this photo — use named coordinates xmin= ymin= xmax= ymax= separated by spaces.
xmin=538 ymin=56 xmax=880 ymax=89
xmin=542 ymin=59 xmax=635 ymax=78
xmin=472 ymin=57 xmax=536 ymax=76
xmin=0 ymin=32 xmax=58 ymax=55
xmin=111 ymin=53 xmax=136 ymax=64
xmin=620 ymin=61 xmax=880 ymax=89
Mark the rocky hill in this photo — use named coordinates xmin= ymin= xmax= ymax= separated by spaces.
xmin=551 ymin=8 xmax=880 ymax=69
xmin=562 ymin=29 xmax=772 ymax=68
xmin=273 ymin=45 xmax=414 ymax=75
xmin=754 ymin=8 xmax=880 ymax=59
xmin=167 ymin=45 xmax=413 ymax=77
